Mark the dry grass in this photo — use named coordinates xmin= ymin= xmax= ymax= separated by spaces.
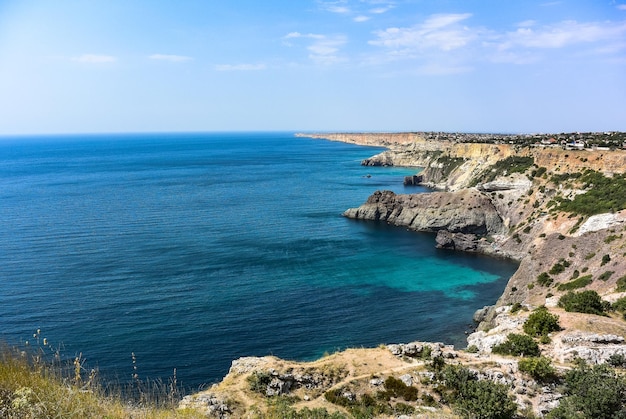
xmin=0 ymin=343 xmax=205 ymax=419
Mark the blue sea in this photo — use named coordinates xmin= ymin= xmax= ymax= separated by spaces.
xmin=0 ymin=132 xmax=517 ymax=389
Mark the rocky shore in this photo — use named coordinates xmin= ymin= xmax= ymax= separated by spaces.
xmin=182 ymin=132 xmax=626 ymax=418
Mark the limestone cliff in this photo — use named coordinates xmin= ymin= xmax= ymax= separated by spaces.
xmin=343 ymin=189 xmax=505 ymax=237
xmin=184 ymin=132 xmax=626 ymax=419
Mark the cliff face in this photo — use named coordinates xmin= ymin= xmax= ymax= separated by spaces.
xmin=343 ymin=189 xmax=505 ymax=236
xmin=307 ymin=132 xmax=626 ymax=191
xmin=332 ymin=132 xmax=626 ymax=310
xmin=186 ymin=133 xmax=626 ymax=419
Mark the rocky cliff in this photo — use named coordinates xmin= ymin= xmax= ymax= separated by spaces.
xmin=183 ymin=133 xmax=626 ymax=418
xmin=343 ymin=189 xmax=505 ymax=237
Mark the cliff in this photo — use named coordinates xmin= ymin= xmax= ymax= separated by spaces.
xmin=183 ymin=132 xmax=626 ymax=418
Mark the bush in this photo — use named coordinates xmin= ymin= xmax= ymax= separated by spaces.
xmin=265 ymin=398 xmax=346 ymax=418
xmin=537 ymin=272 xmax=553 ymax=287
xmin=558 ymin=290 xmax=607 ymax=315
xmin=608 ymin=354 xmax=626 ymax=368
xmin=437 ymin=365 xmax=517 ymax=419
xmin=548 ymin=262 xmax=565 ymax=275
xmin=383 ymin=376 xmax=418 ymax=401
xmin=547 ymin=362 xmax=626 ymax=419
xmin=453 ymin=379 xmax=517 ymax=419
xmin=523 ymin=307 xmax=560 ymax=337
xmin=492 ymin=334 xmax=540 ymax=357
xmin=612 ymin=296 xmax=626 ymax=313
xmin=471 ymin=156 xmax=535 ymax=186
xmin=556 ymin=274 xmax=592 ymax=291
xmin=554 ymin=170 xmax=626 ymax=216
xmin=518 ymin=357 xmax=558 ymax=383
xmin=598 ymin=271 xmax=614 ymax=281
xmin=616 ymin=275 xmax=626 ymax=292
xmin=601 ymin=254 xmax=611 ymax=266
xmin=247 ymin=371 xmax=272 ymax=395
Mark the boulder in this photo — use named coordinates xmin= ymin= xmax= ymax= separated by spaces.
xmin=403 ymin=174 xmax=423 ymax=186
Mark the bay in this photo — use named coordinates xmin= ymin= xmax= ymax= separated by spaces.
xmin=0 ymin=132 xmax=517 ymax=389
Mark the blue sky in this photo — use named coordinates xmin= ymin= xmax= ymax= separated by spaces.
xmin=0 ymin=0 xmax=625 ymax=135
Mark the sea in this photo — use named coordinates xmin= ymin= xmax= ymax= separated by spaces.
xmin=0 ymin=132 xmax=518 ymax=390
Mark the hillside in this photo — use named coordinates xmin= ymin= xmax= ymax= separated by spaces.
xmin=180 ymin=132 xmax=626 ymax=418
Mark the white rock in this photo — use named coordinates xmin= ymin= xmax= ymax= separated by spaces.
xmin=575 ymin=212 xmax=626 ymax=236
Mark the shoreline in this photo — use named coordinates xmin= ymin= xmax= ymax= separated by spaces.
xmin=181 ymin=132 xmax=626 ymax=417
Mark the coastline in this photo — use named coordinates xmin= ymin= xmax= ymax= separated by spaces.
xmin=181 ymin=131 xmax=626 ymax=417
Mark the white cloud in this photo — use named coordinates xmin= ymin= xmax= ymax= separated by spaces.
xmin=498 ymin=20 xmax=626 ymax=50
xmin=308 ymin=35 xmax=348 ymax=64
xmin=214 ymin=63 xmax=266 ymax=71
xmin=284 ymin=32 xmax=347 ymax=65
xmin=284 ymin=32 xmax=325 ymax=40
xmin=319 ymin=1 xmax=351 ymax=14
xmin=368 ymin=12 xmax=626 ymax=72
xmin=72 ymin=54 xmax=117 ymax=63
xmin=617 ymin=4 xmax=626 ymax=10
xmin=369 ymin=13 xmax=476 ymax=52
xmin=149 ymin=54 xmax=192 ymax=62
xmin=354 ymin=15 xmax=370 ymax=22
xmin=370 ymin=7 xmax=392 ymax=14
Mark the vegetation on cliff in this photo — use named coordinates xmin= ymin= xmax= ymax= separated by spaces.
xmin=551 ymin=170 xmax=626 ymax=216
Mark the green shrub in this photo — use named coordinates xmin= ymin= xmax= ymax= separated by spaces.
xmin=265 ymin=398 xmax=347 ymax=418
xmin=466 ymin=345 xmax=479 ymax=353
xmin=557 ymin=274 xmax=592 ymax=291
xmin=553 ymin=171 xmax=626 ymax=216
xmin=383 ymin=376 xmax=418 ymax=401
xmin=523 ymin=307 xmax=560 ymax=337
xmin=510 ymin=302 xmax=523 ymax=314
xmin=436 ymin=364 xmax=517 ymax=419
xmin=451 ymin=379 xmax=516 ymax=419
xmin=492 ymin=334 xmax=540 ymax=357
xmin=247 ymin=371 xmax=272 ymax=395
xmin=612 ymin=296 xmax=626 ymax=313
xmin=518 ymin=357 xmax=557 ymax=383
xmin=601 ymin=254 xmax=611 ymax=266
xmin=537 ymin=272 xmax=553 ymax=287
xmin=471 ymin=156 xmax=535 ymax=186
xmin=558 ymin=290 xmax=607 ymax=315
xmin=598 ymin=271 xmax=614 ymax=281
xmin=549 ymin=262 xmax=566 ymax=275
xmin=616 ymin=275 xmax=626 ymax=292
xmin=547 ymin=362 xmax=626 ymax=419
xmin=608 ymin=354 xmax=626 ymax=368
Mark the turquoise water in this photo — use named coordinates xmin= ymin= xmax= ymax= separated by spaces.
xmin=0 ymin=132 xmax=517 ymax=388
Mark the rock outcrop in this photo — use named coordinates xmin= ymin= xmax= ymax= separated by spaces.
xmin=343 ymin=189 xmax=505 ymax=236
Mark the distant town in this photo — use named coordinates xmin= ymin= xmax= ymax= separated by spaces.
xmin=415 ymin=131 xmax=626 ymax=150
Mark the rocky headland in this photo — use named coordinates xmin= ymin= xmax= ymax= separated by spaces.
xmin=183 ymin=132 xmax=626 ymax=418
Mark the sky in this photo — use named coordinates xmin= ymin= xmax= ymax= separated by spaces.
xmin=0 ymin=0 xmax=625 ymax=135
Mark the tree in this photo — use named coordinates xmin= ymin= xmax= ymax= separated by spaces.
xmin=518 ymin=357 xmax=557 ymax=383
xmin=492 ymin=334 xmax=540 ymax=357
xmin=558 ymin=290 xmax=607 ymax=315
xmin=523 ymin=307 xmax=560 ymax=337
xmin=438 ymin=365 xmax=517 ymax=419
xmin=547 ymin=361 xmax=626 ymax=419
